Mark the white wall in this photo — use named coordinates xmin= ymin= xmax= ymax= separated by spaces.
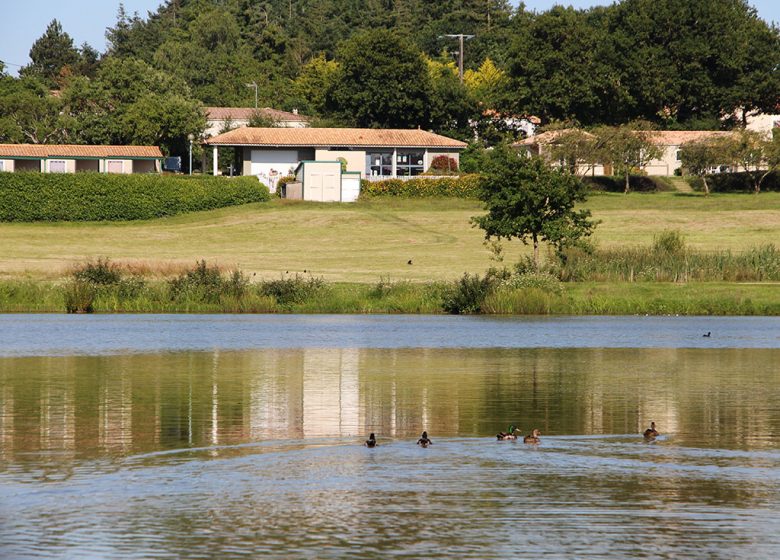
xmin=250 ymin=150 xmax=300 ymax=192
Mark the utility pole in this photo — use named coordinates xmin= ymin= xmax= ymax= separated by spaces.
xmin=244 ymin=81 xmax=258 ymax=109
xmin=438 ymin=34 xmax=475 ymax=83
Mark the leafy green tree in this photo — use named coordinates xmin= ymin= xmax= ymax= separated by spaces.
xmin=291 ymin=54 xmax=339 ymax=115
xmin=19 ymin=19 xmax=81 ymax=88
xmin=541 ymin=125 xmax=601 ymax=178
xmin=679 ymin=138 xmax=726 ymax=195
xmin=472 ymin=144 xmax=596 ymax=268
xmin=719 ymin=129 xmax=779 ymax=194
xmin=426 ymin=58 xmax=474 ymax=138
xmin=326 ymin=29 xmax=431 ymax=128
xmin=595 ymin=122 xmax=663 ymax=193
xmin=0 ymin=76 xmax=66 ymax=143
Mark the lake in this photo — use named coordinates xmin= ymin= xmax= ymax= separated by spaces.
xmin=1 ymin=315 xmax=779 ymax=558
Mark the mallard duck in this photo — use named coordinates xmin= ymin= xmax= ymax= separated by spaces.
xmin=643 ymin=422 xmax=659 ymax=439
xmin=523 ymin=428 xmax=541 ymax=444
xmin=417 ymin=431 xmax=432 ymax=447
xmin=497 ymin=425 xmax=519 ymax=440
xmin=365 ymin=433 xmax=377 ymax=447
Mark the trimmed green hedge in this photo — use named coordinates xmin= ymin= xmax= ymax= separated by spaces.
xmin=583 ymin=175 xmax=675 ymax=193
xmin=360 ymin=174 xmax=483 ymax=198
xmin=0 ymin=172 xmax=270 ymax=222
xmin=687 ymin=171 xmax=780 ymax=193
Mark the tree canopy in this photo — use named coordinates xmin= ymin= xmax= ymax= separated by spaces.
xmin=472 ymin=144 xmax=596 ymax=267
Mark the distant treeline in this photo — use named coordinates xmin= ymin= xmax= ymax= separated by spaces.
xmin=1 ymin=0 xmax=777 ymax=156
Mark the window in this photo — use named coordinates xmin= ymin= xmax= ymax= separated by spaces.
xmin=0 ymin=161 xmax=4 ymax=172
xmin=396 ymin=150 xmax=425 ymax=176
xmin=366 ymin=152 xmax=392 ymax=177
xmin=676 ymin=150 xmax=682 ymax=162
xmin=107 ymin=160 xmax=124 ymax=173
xmin=49 ymin=160 xmax=66 ymax=173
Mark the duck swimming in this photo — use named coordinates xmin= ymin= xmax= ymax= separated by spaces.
xmin=643 ymin=422 xmax=659 ymax=439
xmin=497 ymin=425 xmax=519 ymax=440
xmin=365 ymin=433 xmax=377 ymax=447
xmin=417 ymin=431 xmax=432 ymax=447
xmin=523 ymin=429 xmax=541 ymax=444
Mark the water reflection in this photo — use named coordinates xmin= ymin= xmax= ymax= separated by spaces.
xmin=1 ymin=346 xmax=780 ymax=558
xmin=2 ymin=347 xmax=779 ymax=465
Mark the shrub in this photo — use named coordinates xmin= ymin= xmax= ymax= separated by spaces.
xmin=73 ymin=257 xmax=122 ymax=285
xmin=427 ymin=155 xmax=459 ymax=174
xmin=653 ymin=230 xmax=686 ymax=255
xmin=169 ymin=260 xmax=248 ymax=303
xmin=504 ymin=272 xmax=564 ymax=296
xmin=689 ymin=171 xmax=780 ymax=193
xmin=0 ymin=173 xmax=270 ymax=222
xmin=360 ymin=174 xmax=483 ymax=199
xmin=258 ymin=274 xmax=325 ymax=305
xmin=64 ymin=281 xmax=96 ymax=313
xmin=583 ymin=175 xmax=674 ymax=193
xmin=276 ymin=174 xmax=296 ymax=198
xmin=442 ymin=272 xmax=499 ymax=314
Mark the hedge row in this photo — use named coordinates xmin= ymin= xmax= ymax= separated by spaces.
xmin=360 ymin=174 xmax=483 ymax=199
xmin=0 ymin=172 xmax=270 ymax=222
xmin=583 ymin=175 xmax=675 ymax=192
xmin=687 ymin=171 xmax=780 ymax=193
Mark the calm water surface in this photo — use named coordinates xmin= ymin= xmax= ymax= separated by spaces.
xmin=1 ymin=315 xmax=779 ymax=558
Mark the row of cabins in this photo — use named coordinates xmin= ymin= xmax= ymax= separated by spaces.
xmin=0 ymin=145 xmax=163 ymax=174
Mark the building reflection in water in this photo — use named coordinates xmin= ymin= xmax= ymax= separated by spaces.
xmin=0 ymin=348 xmax=778 ymax=461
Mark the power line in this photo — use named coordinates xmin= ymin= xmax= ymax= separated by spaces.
xmin=437 ymin=34 xmax=475 ymax=83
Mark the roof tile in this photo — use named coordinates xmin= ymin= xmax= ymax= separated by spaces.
xmin=0 ymin=144 xmax=163 ymax=158
xmin=205 ymin=127 xmax=467 ymax=148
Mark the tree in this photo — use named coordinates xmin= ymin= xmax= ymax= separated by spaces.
xmin=679 ymin=137 xmax=726 ymax=196
xmin=720 ymin=129 xmax=779 ymax=194
xmin=541 ymin=125 xmax=601 ymax=178
xmin=472 ymin=144 xmax=596 ymax=268
xmin=326 ymin=29 xmax=431 ymax=128
xmin=595 ymin=122 xmax=663 ymax=193
xmin=20 ymin=19 xmax=80 ymax=88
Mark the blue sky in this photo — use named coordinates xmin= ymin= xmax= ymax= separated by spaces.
xmin=2 ymin=1 xmax=778 ymax=76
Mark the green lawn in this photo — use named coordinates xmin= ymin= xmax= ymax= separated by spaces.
xmin=1 ymin=192 xmax=779 ymax=282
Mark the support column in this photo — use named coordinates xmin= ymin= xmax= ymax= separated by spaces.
xmin=212 ymin=146 xmax=218 ymax=176
xmin=392 ymin=148 xmax=397 ymax=178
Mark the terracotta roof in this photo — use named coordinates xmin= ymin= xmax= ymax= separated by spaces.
xmin=516 ymin=129 xmax=731 ymax=147
xmin=0 ymin=144 xmax=163 ymax=158
xmin=514 ymin=129 xmax=595 ymax=146
xmin=205 ymin=128 xmax=468 ymax=148
xmin=648 ymin=131 xmax=731 ymax=145
xmin=205 ymin=107 xmax=309 ymax=122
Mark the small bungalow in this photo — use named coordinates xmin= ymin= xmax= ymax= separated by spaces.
xmin=204 ymin=127 xmax=467 ymax=192
xmin=204 ymin=107 xmax=309 ymax=137
xmin=0 ymin=144 xmax=163 ymax=174
xmin=515 ymin=130 xmax=732 ymax=176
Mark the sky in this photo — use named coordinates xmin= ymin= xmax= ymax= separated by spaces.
xmin=1 ymin=0 xmax=779 ymax=76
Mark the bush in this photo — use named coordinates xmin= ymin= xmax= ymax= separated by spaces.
xmin=73 ymin=257 xmax=122 ymax=285
xmin=0 ymin=173 xmax=270 ymax=222
xmin=503 ymin=272 xmax=564 ymax=296
xmin=583 ymin=175 xmax=674 ymax=193
xmin=360 ymin=174 xmax=483 ymax=199
xmin=258 ymin=274 xmax=325 ymax=306
xmin=169 ymin=260 xmax=249 ymax=303
xmin=653 ymin=230 xmax=686 ymax=255
xmin=64 ymin=281 xmax=96 ymax=313
xmin=688 ymin=171 xmax=780 ymax=193
xmin=442 ymin=272 xmax=499 ymax=314
xmin=276 ymin=174 xmax=296 ymax=198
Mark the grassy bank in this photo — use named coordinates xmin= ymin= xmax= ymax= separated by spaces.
xmin=1 ymin=193 xmax=780 ymax=281
xmin=2 ymin=277 xmax=778 ymax=316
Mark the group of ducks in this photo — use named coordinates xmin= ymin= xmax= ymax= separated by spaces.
xmin=364 ymin=422 xmax=660 ymax=447
xmin=496 ymin=425 xmax=542 ymax=444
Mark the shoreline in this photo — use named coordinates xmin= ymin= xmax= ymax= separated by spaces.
xmin=2 ymin=280 xmax=778 ymax=316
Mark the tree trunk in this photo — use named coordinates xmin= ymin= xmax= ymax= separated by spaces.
xmin=624 ymin=172 xmax=630 ymax=194
xmin=533 ymin=233 xmax=539 ymax=270
xmin=702 ymin=175 xmax=710 ymax=196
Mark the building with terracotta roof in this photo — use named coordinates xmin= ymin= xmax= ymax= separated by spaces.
xmin=204 ymin=127 xmax=467 ymax=192
xmin=204 ymin=107 xmax=309 ymax=137
xmin=515 ymin=130 xmax=733 ymax=176
xmin=0 ymin=144 xmax=163 ymax=174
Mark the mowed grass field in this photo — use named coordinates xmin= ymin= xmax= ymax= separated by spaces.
xmin=1 ymin=192 xmax=779 ymax=282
